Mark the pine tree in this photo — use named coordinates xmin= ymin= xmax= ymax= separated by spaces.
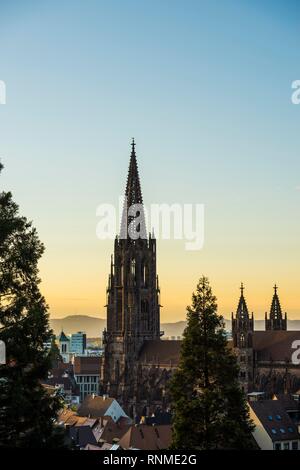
xmin=170 ymin=276 xmax=255 ymax=449
xmin=0 ymin=163 xmax=66 ymax=448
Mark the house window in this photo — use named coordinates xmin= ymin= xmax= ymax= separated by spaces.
xmin=274 ymin=443 xmax=281 ymax=450
xmin=283 ymin=442 xmax=290 ymax=450
xmin=292 ymin=441 xmax=298 ymax=450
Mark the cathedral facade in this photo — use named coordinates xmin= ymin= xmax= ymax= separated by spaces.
xmin=101 ymin=142 xmax=300 ymax=415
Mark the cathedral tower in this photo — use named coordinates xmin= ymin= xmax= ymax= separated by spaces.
xmin=265 ymin=284 xmax=287 ymax=331
xmin=102 ymin=140 xmax=161 ymax=406
xmin=232 ymin=283 xmax=254 ymax=393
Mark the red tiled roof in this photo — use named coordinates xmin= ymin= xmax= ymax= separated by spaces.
xmin=118 ymin=424 xmax=172 ymax=450
xmin=78 ymin=395 xmax=114 ymax=418
xmin=99 ymin=417 xmax=131 ymax=444
xmin=74 ymin=356 xmax=102 ymax=375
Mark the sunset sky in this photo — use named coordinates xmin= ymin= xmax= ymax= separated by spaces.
xmin=1 ymin=1 xmax=300 ymax=321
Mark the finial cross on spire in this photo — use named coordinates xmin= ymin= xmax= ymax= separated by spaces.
xmin=131 ymin=137 xmax=136 ymax=153
xmin=240 ymin=282 xmax=244 ymax=296
xmin=274 ymin=284 xmax=278 ymax=294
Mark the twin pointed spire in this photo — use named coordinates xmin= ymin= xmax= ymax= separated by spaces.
xmin=120 ymin=139 xmax=147 ymax=240
xmin=233 ymin=282 xmax=287 ymax=331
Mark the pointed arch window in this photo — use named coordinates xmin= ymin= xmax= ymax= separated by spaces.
xmin=141 ymin=299 xmax=149 ymax=314
xmin=141 ymin=260 xmax=147 ymax=287
xmin=131 ymin=258 xmax=136 ymax=276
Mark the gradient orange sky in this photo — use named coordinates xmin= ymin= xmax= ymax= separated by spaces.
xmin=38 ymin=229 xmax=300 ymax=322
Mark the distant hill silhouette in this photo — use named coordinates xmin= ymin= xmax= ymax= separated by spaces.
xmin=50 ymin=315 xmax=300 ymax=339
xmin=50 ymin=315 xmax=106 ymax=338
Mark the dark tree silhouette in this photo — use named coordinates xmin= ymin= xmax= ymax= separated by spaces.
xmin=0 ymin=163 xmax=66 ymax=447
xmin=170 ymin=276 xmax=255 ymax=449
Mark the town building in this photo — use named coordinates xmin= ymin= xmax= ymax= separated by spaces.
xmin=58 ymin=330 xmax=71 ymax=363
xmin=78 ymin=395 xmax=128 ymax=423
xmin=118 ymin=424 xmax=172 ymax=450
xmin=249 ymin=395 xmax=300 ymax=450
xmin=56 ymin=406 xmax=170 ymax=450
xmin=74 ymin=356 xmax=101 ymax=402
xmin=70 ymin=332 xmax=87 ymax=355
xmin=42 ymin=361 xmax=80 ymax=405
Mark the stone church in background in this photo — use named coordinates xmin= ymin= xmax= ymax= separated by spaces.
xmin=232 ymin=283 xmax=300 ymax=395
xmin=101 ymin=141 xmax=300 ymax=416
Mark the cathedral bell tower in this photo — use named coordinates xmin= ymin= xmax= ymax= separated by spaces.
xmin=102 ymin=140 xmax=161 ymax=405
xmin=232 ymin=283 xmax=254 ymax=394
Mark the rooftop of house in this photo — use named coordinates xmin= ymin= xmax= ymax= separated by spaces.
xmin=69 ymin=425 xmax=97 ymax=448
xmin=99 ymin=416 xmax=131 ymax=444
xmin=273 ymin=393 xmax=300 ymax=408
xmin=57 ymin=409 xmax=97 ymax=428
xmin=43 ymin=366 xmax=79 ymax=395
xmin=118 ymin=424 xmax=172 ymax=450
xmin=250 ymin=399 xmax=300 ymax=442
xmin=77 ymin=395 xmax=115 ymax=418
xmin=83 ymin=443 xmax=102 ymax=451
xmin=74 ymin=356 xmax=102 ymax=375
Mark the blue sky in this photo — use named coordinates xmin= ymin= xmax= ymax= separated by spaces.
xmin=0 ymin=0 xmax=300 ymax=320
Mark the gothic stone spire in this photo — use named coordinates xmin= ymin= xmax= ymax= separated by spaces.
xmin=236 ymin=282 xmax=250 ymax=320
xmin=265 ymin=284 xmax=287 ymax=330
xmin=120 ymin=138 xmax=147 ymax=240
xmin=232 ymin=282 xmax=254 ymax=346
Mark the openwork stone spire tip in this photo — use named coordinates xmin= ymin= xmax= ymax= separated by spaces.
xmin=120 ymin=140 xmax=147 ymax=240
